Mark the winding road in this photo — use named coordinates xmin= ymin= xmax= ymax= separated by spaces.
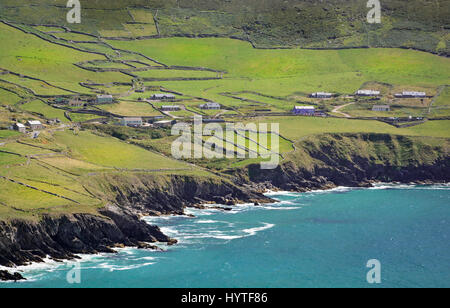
xmin=332 ymin=102 xmax=354 ymax=118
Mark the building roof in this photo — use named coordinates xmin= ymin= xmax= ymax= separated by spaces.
xmin=356 ymin=90 xmax=380 ymax=95
xmin=97 ymin=94 xmax=113 ymax=99
xmin=293 ymin=106 xmax=315 ymax=110
xmin=201 ymin=102 xmax=221 ymax=107
xmin=161 ymin=105 xmax=180 ymax=108
xmin=27 ymin=120 xmax=42 ymax=125
xmin=154 ymin=120 xmax=172 ymax=124
xmin=15 ymin=123 xmax=26 ymax=128
xmin=373 ymin=105 xmax=390 ymax=108
xmin=152 ymin=93 xmax=176 ymax=98
xmin=312 ymin=92 xmax=332 ymax=96
xmin=401 ymin=91 xmax=426 ymax=96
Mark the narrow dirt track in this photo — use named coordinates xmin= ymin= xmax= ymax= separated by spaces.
xmin=332 ymin=102 xmax=354 ymax=118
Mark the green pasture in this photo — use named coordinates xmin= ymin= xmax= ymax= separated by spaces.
xmin=256 ymin=117 xmax=450 ymax=141
xmin=0 ymin=23 xmax=131 ymax=93
xmin=0 ymin=88 xmax=22 ymax=105
xmin=21 ymin=100 xmax=70 ymax=122
xmin=110 ymin=38 xmax=450 ymax=95
xmin=53 ymin=130 xmax=189 ymax=170
xmin=98 ymin=101 xmax=161 ymax=116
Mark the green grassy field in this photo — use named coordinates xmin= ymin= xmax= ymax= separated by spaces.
xmin=53 ymin=130 xmax=189 ymax=170
xmin=21 ymin=100 xmax=70 ymax=122
xmin=98 ymin=101 xmax=162 ymax=116
xmin=0 ymin=88 xmax=22 ymax=105
xmin=253 ymin=116 xmax=450 ymax=141
xmin=110 ymin=38 xmax=450 ymax=95
xmin=0 ymin=23 xmax=131 ymax=93
xmin=433 ymin=86 xmax=450 ymax=107
xmin=133 ymin=69 xmax=220 ymax=79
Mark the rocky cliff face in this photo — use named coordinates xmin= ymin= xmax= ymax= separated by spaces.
xmin=0 ymin=209 xmax=169 ymax=268
xmin=0 ymin=173 xmax=270 ymax=270
xmin=86 ymin=173 xmax=270 ymax=216
xmin=243 ymin=134 xmax=450 ymax=191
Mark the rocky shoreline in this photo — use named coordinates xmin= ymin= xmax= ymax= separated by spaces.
xmin=0 ymin=175 xmax=271 ymax=281
xmin=1 ymin=134 xmax=449 ymax=282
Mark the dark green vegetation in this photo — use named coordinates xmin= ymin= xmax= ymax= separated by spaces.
xmin=0 ymin=0 xmax=448 ymax=55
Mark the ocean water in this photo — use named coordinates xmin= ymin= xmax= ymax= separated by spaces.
xmin=1 ymin=184 xmax=449 ymax=288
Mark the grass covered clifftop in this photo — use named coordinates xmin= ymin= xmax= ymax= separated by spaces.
xmin=245 ymin=133 xmax=450 ymax=191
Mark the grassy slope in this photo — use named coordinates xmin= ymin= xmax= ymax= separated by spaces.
xmin=21 ymin=100 xmax=70 ymax=123
xmin=52 ymin=130 xmax=189 ymax=170
xmin=284 ymin=133 xmax=450 ymax=174
xmin=0 ymin=129 xmax=203 ymax=221
xmin=0 ymin=23 xmax=130 ymax=93
xmin=264 ymin=117 xmax=450 ymax=141
xmin=98 ymin=101 xmax=161 ymax=117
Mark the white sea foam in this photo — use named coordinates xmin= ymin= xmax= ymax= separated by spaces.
xmin=369 ymin=183 xmax=450 ymax=190
xmin=242 ymin=223 xmax=275 ymax=236
xmin=260 ymin=206 xmax=300 ymax=211
xmin=96 ymin=262 xmax=155 ymax=272
xmin=196 ymin=220 xmax=219 ymax=224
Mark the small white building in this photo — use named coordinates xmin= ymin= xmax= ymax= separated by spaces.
xmin=26 ymin=120 xmax=44 ymax=130
xmin=200 ymin=102 xmax=221 ymax=110
xmin=372 ymin=105 xmax=390 ymax=112
xmin=120 ymin=117 xmax=143 ymax=127
xmin=13 ymin=123 xmax=26 ymax=133
xmin=96 ymin=94 xmax=114 ymax=104
xmin=150 ymin=94 xmax=176 ymax=101
xmin=161 ymin=105 xmax=181 ymax=111
xmin=356 ymin=90 xmax=381 ymax=96
xmin=292 ymin=106 xmax=315 ymax=115
xmin=310 ymin=92 xmax=332 ymax=99
xmin=395 ymin=91 xmax=426 ymax=98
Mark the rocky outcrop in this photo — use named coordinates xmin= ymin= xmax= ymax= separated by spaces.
xmin=0 ymin=174 xmax=271 ymax=271
xmin=242 ymin=134 xmax=450 ymax=191
xmin=87 ymin=173 xmax=270 ymax=216
xmin=0 ymin=270 xmax=25 ymax=281
xmin=0 ymin=207 xmax=170 ymax=268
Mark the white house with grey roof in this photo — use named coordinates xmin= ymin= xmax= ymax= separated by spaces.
xmin=26 ymin=120 xmax=44 ymax=130
xmin=200 ymin=102 xmax=221 ymax=110
xmin=150 ymin=93 xmax=176 ymax=101
xmin=395 ymin=91 xmax=426 ymax=98
xmin=161 ymin=105 xmax=181 ymax=111
xmin=13 ymin=123 xmax=26 ymax=133
xmin=372 ymin=105 xmax=390 ymax=112
xmin=356 ymin=90 xmax=381 ymax=96
xmin=310 ymin=92 xmax=333 ymax=99
xmin=96 ymin=94 xmax=114 ymax=104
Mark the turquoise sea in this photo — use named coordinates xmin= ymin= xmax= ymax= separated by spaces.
xmin=1 ymin=184 xmax=449 ymax=288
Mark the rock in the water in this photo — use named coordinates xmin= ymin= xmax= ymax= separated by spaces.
xmin=0 ymin=270 xmax=25 ymax=282
xmin=167 ymin=238 xmax=178 ymax=246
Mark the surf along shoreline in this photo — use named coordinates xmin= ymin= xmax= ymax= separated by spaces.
xmin=1 ymin=180 xmax=449 ymax=283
